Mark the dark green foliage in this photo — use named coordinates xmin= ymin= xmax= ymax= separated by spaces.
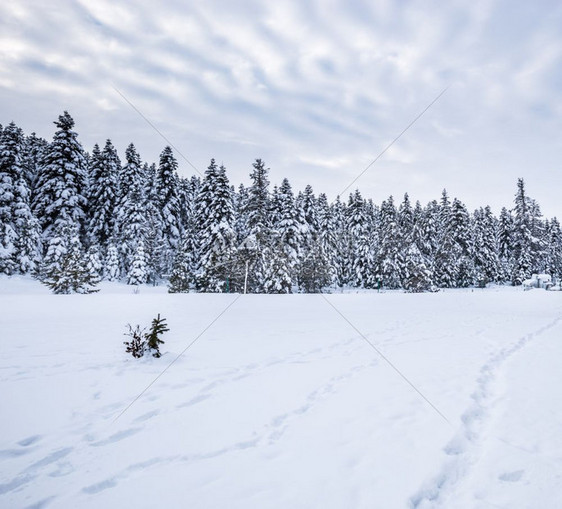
xmin=145 ymin=314 xmax=169 ymax=357
xmin=124 ymin=314 xmax=169 ymax=358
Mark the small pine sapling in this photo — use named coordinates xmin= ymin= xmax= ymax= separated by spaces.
xmin=123 ymin=324 xmax=147 ymax=358
xmin=145 ymin=314 xmax=169 ymax=358
xmin=124 ymin=314 xmax=169 ymax=358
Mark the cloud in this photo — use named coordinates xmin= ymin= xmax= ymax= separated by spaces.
xmin=1 ymin=0 xmax=562 ymax=216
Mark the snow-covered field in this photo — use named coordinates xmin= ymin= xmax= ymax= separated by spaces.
xmin=1 ymin=277 xmax=562 ymax=509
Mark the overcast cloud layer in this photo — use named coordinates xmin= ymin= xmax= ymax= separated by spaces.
xmin=1 ymin=0 xmax=562 ymax=216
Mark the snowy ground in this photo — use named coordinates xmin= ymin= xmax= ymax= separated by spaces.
xmin=1 ymin=277 xmax=562 ymax=509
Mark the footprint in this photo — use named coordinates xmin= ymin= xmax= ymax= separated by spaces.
xmin=499 ymin=470 xmax=524 ymax=482
xmin=82 ymin=478 xmax=118 ymax=494
xmin=444 ymin=436 xmax=466 ymax=456
xmin=176 ymin=394 xmax=211 ymax=409
xmin=90 ymin=428 xmax=141 ymax=447
xmin=0 ymin=474 xmax=36 ymax=495
xmin=26 ymin=448 xmax=73 ymax=472
xmin=0 ymin=448 xmax=30 ymax=459
xmin=24 ymin=495 xmax=57 ymax=509
xmin=133 ymin=410 xmax=160 ymax=423
xmin=18 ymin=435 xmax=42 ymax=447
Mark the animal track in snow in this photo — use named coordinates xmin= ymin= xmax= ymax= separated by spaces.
xmin=498 ymin=470 xmax=524 ymax=482
xmin=410 ymin=316 xmax=562 ymax=508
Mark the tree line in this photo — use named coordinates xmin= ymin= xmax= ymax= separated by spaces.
xmin=0 ymin=111 xmax=560 ymax=293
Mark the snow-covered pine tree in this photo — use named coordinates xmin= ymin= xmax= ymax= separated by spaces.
xmin=0 ymin=221 xmax=16 ymax=275
xmin=274 ymin=178 xmax=303 ymax=286
xmin=234 ymin=183 xmax=250 ymax=243
xmin=270 ymin=184 xmax=282 ymax=226
xmin=511 ymin=179 xmax=535 ymax=285
xmin=299 ymin=184 xmax=318 ymax=233
xmin=331 ymin=196 xmax=351 ymax=288
xmin=316 ymin=192 xmax=338 ymax=286
xmin=22 ymin=132 xmax=48 ymax=196
xmin=116 ymin=144 xmax=149 ymax=277
xmin=88 ymin=140 xmax=120 ymax=249
xmin=402 ymin=242 xmax=433 ymax=292
xmin=41 ymin=218 xmax=98 ymax=294
xmin=376 ymin=196 xmax=402 ymax=289
xmin=154 ymin=146 xmax=182 ymax=274
xmin=416 ymin=200 xmax=440 ymax=264
xmin=498 ymin=207 xmax=514 ymax=282
xmin=86 ymin=244 xmax=103 ymax=285
xmin=0 ymin=122 xmax=23 ymax=274
xmin=168 ymin=237 xmax=195 ymax=293
xmin=14 ymin=212 xmax=41 ymax=275
xmin=177 ymin=176 xmax=192 ymax=234
xmin=244 ymin=158 xmax=271 ymax=237
xmin=449 ymin=198 xmax=474 ymax=287
xmin=296 ymin=183 xmax=333 ymax=291
xmin=127 ymin=241 xmax=148 ymax=285
xmin=141 ymin=161 xmax=165 ymax=284
xmin=104 ymin=242 xmax=121 ymax=281
xmin=194 ymin=160 xmax=236 ymax=292
xmin=32 ymin=112 xmax=88 ymax=240
xmin=143 ymin=162 xmax=156 ymax=203
xmin=528 ymin=197 xmax=547 ymax=273
xmin=262 ymin=245 xmax=292 ymax=293
xmin=398 ymin=193 xmax=414 ymax=241
xmin=472 ymin=206 xmax=501 ymax=286
xmin=240 ymin=158 xmax=273 ymax=293
xmin=344 ymin=190 xmax=367 ymax=287
xmin=0 ymin=122 xmax=42 ymax=274
xmin=544 ymin=217 xmax=562 ymax=281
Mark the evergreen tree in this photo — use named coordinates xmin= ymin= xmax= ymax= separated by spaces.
xmin=22 ymin=132 xmax=48 ymax=195
xmin=545 ymin=218 xmax=562 ymax=281
xmin=331 ymin=196 xmax=351 ymax=288
xmin=194 ymin=160 xmax=237 ymax=292
xmin=145 ymin=314 xmax=169 ymax=358
xmin=168 ymin=237 xmax=194 ymax=293
xmin=317 ymin=192 xmax=338 ymax=286
xmin=0 ymin=122 xmax=23 ymax=274
xmin=346 ymin=190 xmax=374 ymax=288
xmin=104 ymin=243 xmax=121 ymax=281
xmin=32 ymin=112 xmax=88 ymax=239
xmin=244 ymin=158 xmax=271 ymax=237
xmin=155 ymin=146 xmax=182 ymax=273
xmin=41 ymin=219 xmax=98 ymax=294
xmin=417 ymin=200 xmax=441 ymax=263
xmin=402 ymin=243 xmax=433 ymax=292
xmin=376 ymin=196 xmax=402 ymax=289
xmin=472 ymin=206 xmax=501 ymax=285
xmin=449 ymin=198 xmax=474 ymax=287
xmin=299 ymin=184 xmax=318 ymax=233
xmin=498 ymin=207 xmax=514 ymax=281
xmin=241 ymin=158 xmax=272 ymax=292
xmin=88 ymin=140 xmax=120 ymax=248
xmin=274 ymin=178 xmax=303 ymax=284
xmin=298 ymin=236 xmax=332 ymax=293
xmin=117 ymin=144 xmax=148 ymax=276
xmin=86 ymin=244 xmax=103 ymax=285
xmin=127 ymin=242 xmax=148 ymax=285
xmin=511 ymin=179 xmax=535 ymax=284
xmin=262 ymin=246 xmax=292 ymax=293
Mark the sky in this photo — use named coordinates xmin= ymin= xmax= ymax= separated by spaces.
xmin=1 ymin=0 xmax=562 ymax=217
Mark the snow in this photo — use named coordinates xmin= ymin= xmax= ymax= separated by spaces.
xmin=1 ymin=277 xmax=562 ymax=508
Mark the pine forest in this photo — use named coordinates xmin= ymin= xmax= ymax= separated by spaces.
xmin=1 ymin=111 xmax=561 ymax=294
